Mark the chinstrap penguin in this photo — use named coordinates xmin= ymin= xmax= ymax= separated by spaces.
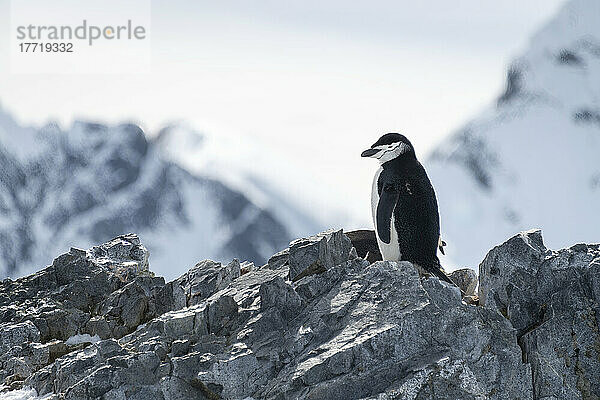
xmin=361 ymin=133 xmax=453 ymax=284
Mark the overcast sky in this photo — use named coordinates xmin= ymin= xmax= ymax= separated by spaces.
xmin=0 ymin=0 xmax=566 ymax=147
xmin=0 ymin=0 xmax=567 ymax=224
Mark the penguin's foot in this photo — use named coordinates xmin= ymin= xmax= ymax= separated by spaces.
xmin=413 ymin=263 xmax=431 ymax=279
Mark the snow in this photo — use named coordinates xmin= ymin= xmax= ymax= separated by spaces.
xmin=153 ymin=123 xmax=349 ymax=237
xmin=153 ymin=1 xmax=600 ymax=274
xmin=0 ymin=106 xmax=47 ymax=162
xmin=425 ymin=0 xmax=600 ymax=270
xmin=138 ymin=180 xmax=228 ymax=280
xmin=65 ymin=333 xmax=101 ymax=345
xmin=1 ymin=0 xmax=596 ymax=280
xmin=0 ymin=110 xmax=298 ymax=279
xmin=31 ymin=146 xmax=230 ymax=280
xmin=0 ymin=387 xmax=52 ymax=400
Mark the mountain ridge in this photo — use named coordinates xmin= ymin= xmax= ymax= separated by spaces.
xmin=0 ymin=108 xmax=296 ymax=280
xmin=425 ymin=0 xmax=600 ymax=268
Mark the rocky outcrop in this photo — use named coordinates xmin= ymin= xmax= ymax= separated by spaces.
xmin=479 ymin=229 xmax=600 ymax=400
xmin=0 ymin=229 xmax=598 ymax=399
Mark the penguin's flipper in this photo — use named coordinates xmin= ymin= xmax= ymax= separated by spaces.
xmin=438 ymin=237 xmax=446 ymax=255
xmin=376 ymin=185 xmax=399 ymax=244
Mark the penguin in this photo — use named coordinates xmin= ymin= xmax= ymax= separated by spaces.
xmin=361 ymin=133 xmax=453 ymax=284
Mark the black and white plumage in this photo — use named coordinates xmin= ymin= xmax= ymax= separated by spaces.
xmin=361 ymin=133 xmax=452 ymax=284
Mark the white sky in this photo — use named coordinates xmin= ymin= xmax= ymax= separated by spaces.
xmin=0 ymin=0 xmax=567 ymax=225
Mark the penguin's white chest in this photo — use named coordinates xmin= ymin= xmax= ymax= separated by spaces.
xmin=371 ymin=167 xmax=401 ymax=261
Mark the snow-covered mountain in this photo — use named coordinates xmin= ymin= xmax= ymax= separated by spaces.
xmin=426 ymin=0 xmax=600 ymax=268
xmin=3 ymin=0 xmax=596 ymax=279
xmin=152 ymin=124 xmax=332 ymax=240
xmin=0 ymin=109 xmax=298 ymax=280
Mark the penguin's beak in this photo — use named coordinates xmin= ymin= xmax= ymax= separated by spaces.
xmin=361 ymin=148 xmax=379 ymax=158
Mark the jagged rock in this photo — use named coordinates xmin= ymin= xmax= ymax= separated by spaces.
xmin=259 ymin=276 xmax=303 ymax=320
xmin=288 ymin=229 xmax=352 ymax=281
xmin=240 ymin=261 xmax=255 ymax=275
xmin=345 ymin=229 xmax=383 ymax=263
xmin=94 ymin=275 xmax=180 ymax=339
xmin=0 ymin=234 xmax=183 ymax=389
xmin=449 ymin=268 xmax=478 ymax=296
xmin=479 ymin=229 xmax=600 ymax=400
xmin=266 ymin=248 xmax=289 ymax=270
xmin=176 ymin=259 xmax=241 ymax=306
xmin=206 ymin=295 xmax=238 ymax=335
xmin=1 ymin=229 xmax=599 ymax=399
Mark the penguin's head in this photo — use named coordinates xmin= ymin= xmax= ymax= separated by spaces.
xmin=361 ymin=133 xmax=415 ymax=163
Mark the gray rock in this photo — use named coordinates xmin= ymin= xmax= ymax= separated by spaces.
xmin=345 ymin=229 xmax=382 ymax=263
xmin=266 ymin=248 xmax=289 ymax=270
xmin=2 ymin=229 xmax=599 ymax=400
xmin=288 ymin=229 xmax=352 ymax=281
xmin=159 ymin=376 xmax=208 ymax=400
xmin=206 ymin=295 xmax=238 ymax=335
xmin=176 ymin=259 xmax=241 ymax=306
xmin=479 ymin=230 xmax=600 ymax=400
xmin=86 ymin=234 xmax=152 ymax=279
xmin=449 ymin=268 xmax=478 ymax=296
xmin=0 ymin=234 xmax=183 ymax=391
xmin=259 ymin=276 xmax=303 ymax=320
xmin=96 ymin=276 xmax=178 ymax=339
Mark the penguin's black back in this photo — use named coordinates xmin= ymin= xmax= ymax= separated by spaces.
xmin=378 ymin=158 xmax=441 ymax=270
